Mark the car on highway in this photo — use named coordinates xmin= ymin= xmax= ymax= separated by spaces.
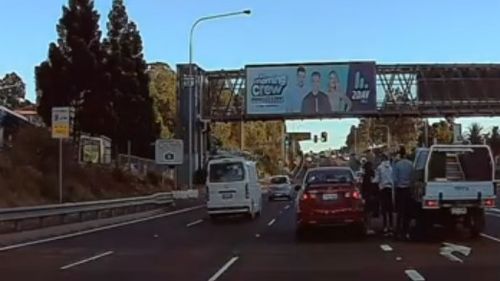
xmin=268 ymin=175 xmax=293 ymax=201
xmin=295 ymin=166 xmax=365 ymax=237
xmin=206 ymin=157 xmax=262 ymax=220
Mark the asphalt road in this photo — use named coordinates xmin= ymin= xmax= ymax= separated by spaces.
xmin=2 ymin=197 xmax=500 ymax=281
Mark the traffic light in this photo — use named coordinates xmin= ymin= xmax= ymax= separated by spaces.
xmin=313 ymin=135 xmax=318 ymax=143
xmin=321 ymin=131 xmax=328 ymax=142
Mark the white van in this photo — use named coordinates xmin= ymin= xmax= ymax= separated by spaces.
xmin=206 ymin=157 xmax=262 ymax=219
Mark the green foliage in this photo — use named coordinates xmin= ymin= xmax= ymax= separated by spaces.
xmin=148 ymin=63 xmax=177 ymax=138
xmin=0 ymin=73 xmax=30 ymax=109
xmin=417 ymin=120 xmax=453 ymax=146
xmin=103 ymin=0 xmax=159 ymax=157
xmin=486 ymin=126 xmax=500 ymax=157
xmin=36 ymin=0 xmax=114 ymax=137
xmin=36 ymin=0 xmax=159 ymax=158
xmin=467 ymin=123 xmax=484 ymax=144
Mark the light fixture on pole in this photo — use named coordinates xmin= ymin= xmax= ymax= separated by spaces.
xmin=187 ymin=9 xmax=251 ymax=190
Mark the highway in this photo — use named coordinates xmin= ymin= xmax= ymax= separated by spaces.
xmin=2 ymin=198 xmax=500 ymax=281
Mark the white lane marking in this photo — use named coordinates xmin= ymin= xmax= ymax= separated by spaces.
xmin=405 ymin=269 xmax=425 ymax=281
xmin=186 ymin=219 xmax=204 ymax=228
xmin=481 ymin=233 xmax=500 ymax=243
xmin=255 ymin=233 xmax=260 ymax=238
xmin=60 ymin=251 xmax=113 ymax=270
xmin=487 ymin=207 xmax=500 ymax=213
xmin=380 ymin=244 xmax=393 ymax=252
xmin=284 ymin=205 xmax=290 ymax=210
xmin=267 ymin=219 xmax=276 ymax=226
xmin=0 ymin=205 xmax=204 ymax=252
xmin=208 ymin=256 xmax=239 ymax=281
xmin=485 ymin=212 xmax=500 ymax=218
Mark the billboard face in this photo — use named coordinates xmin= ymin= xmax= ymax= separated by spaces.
xmin=246 ymin=62 xmax=376 ymax=116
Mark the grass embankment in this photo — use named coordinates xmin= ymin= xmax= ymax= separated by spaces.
xmin=0 ymin=127 xmax=171 ymax=208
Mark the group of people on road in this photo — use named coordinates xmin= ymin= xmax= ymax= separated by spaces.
xmin=359 ymin=147 xmax=414 ymax=240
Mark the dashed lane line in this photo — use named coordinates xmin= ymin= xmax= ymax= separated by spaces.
xmin=481 ymin=233 xmax=500 ymax=243
xmin=208 ymin=256 xmax=239 ymax=281
xmin=186 ymin=219 xmax=204 ymax=228
xmin=380 ymin=244 xmax=393 ymax=252
xmin=267 ymin=219 xmax=276 ymax=226
xmin=60 ymin=251 xmax=114 ymax=270
xmin=405 ymin=269 xmax=426 ymax=281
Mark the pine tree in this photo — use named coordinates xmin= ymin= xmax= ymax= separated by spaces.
xmin=104 ymin=0 xmax=159 ymax=157
xmin=487 ymin=126 xmax=500 ymax=157
xmin=467 ymin=123 xmax=484 ymax=144
xmin=36 ymin=0 xmax=114 ymax=137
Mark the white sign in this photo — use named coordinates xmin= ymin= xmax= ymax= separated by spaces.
xmin=52 ymin=107 xmax=73 ymax=139
xmin=155 ymin=139 xmax=184 ymax=165
xmin=453 ymin=123 xmax=463 ymax=144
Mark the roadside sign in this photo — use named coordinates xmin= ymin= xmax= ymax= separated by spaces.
xmin=51 ymin=107 xmax=74 ymax=139
xmin=155 ymin=139 xmax=184 ymax=165
xmin=453 ymin=123 xmax=463 ymax=144
xmin=183 ymin=75 xmax=195 ymax=88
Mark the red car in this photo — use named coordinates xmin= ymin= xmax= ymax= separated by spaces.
xmin=295 ymin=167 xmax=366 ymax=237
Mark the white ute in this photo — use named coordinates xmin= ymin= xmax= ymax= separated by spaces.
xmin=206 ymin=157 xmax=262 ymax=220
xmin=412 ymin=144 xmax=497 ymax=237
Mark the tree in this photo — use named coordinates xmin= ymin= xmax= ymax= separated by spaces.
xmin=467 ymin=123 xmax=484 ymax=144
xmin=36 ymin=0 xmax=114 ymax=137
xmin=103 ymin=0 xmax=159 ymax=156
xmin=148 ymin=63 xmax=177 ymax=138
xmin=486 ymin=126 xmax=500 ymax=157
xmin=0 ymin=73 xmax=30 ymax=109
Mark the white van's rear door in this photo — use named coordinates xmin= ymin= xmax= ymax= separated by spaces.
xmin=207 ymin=161 xmax=248 ymax=207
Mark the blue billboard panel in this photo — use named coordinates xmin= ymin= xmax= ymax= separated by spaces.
xmin=246 ymin=62 xmax=377 ymax=116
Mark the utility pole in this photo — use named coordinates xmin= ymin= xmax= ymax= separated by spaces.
xmin=188 ymin=9 xmax=251 ymax=189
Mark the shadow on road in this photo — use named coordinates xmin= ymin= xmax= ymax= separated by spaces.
xmin=296 ymin=227 xmax=368 ymax=244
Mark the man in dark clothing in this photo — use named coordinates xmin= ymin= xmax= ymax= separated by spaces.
xmin=301 ymin=71 xmax=332 ymax=114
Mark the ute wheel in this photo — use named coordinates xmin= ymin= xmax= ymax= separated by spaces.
xmin=469 ymin=209 xmax=485 ymax=238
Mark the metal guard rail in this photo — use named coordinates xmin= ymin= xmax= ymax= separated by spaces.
xmin=0 ymin=192 xmax=173 ymax=222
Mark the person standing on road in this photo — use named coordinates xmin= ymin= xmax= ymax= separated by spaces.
xmin=393 ymin=147 xmax=414 ymax=240
xmin=361 ymin=161 xmax=379 ymax=234
xmin=375 ymin=154 xmax=394 ymax=234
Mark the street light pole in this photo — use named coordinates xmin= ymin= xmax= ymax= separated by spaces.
xmin=188 ymin=9 xmax=251 ymax=189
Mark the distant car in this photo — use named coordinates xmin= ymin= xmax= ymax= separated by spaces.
xmin=295 ymin=167 xmax=365 ymax=237
xmin=268 ymin=175 xmax=293 ymax=201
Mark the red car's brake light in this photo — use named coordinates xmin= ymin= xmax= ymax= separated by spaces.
xmin=301 ymin=192 xmax=317 ymax=201
xmin=344 ymin=190 xmax=361 ymax=200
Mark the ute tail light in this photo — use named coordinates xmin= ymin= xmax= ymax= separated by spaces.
xmin=484 ymin=198 xmax=495 ymax=208
xmin=424 ymin=199 xmax=439 ymax=209
xmin=245 ymin=184 xmax=250 ymax=199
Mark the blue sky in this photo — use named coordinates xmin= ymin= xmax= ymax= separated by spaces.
xmin=1 ymin=0 xmax=499 ymax=151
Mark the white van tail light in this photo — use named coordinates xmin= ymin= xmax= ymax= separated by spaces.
xmin=245 ymin=183 xmax=250 ymax=199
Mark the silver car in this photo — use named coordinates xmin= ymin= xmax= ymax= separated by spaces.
xmin=268 ymin=175 xmax=293 ymax=201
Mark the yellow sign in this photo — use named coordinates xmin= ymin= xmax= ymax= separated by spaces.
xmin=52 ymin=124 xmax=70 ymax=138
xmin=51 ymin=107 xmax=73 ymax=139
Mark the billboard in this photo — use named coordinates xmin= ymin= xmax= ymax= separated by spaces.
xmin=246 ymin=62 xmax=376 ymax=116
